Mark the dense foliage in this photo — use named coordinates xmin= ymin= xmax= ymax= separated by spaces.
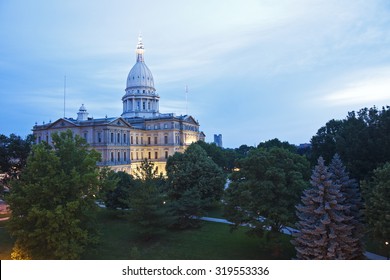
xmin=100 ymin=170 xmax=135 ymax=210
xmin=0 ymin=134 xmax=33 ymax=191
xmin=166 ymin=143 xmax=225 ymax=228
xmin=129 ymin=159 xmax=174 ymax=239
xmin=6 ymin=130 xmax=101 ymax=259
xmin=328 ymin=154 xmax=365 ymax=259
xmin=362 ymin=163 xmax=390 ymax=247
xmin=224 ymin=147 xmax=310 ymax=235
xmin=311 ymin=106 xmax=390 ymax=180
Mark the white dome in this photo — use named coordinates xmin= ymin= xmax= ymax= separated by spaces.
xmin=126 ymin=61 xmax=155 ymax=90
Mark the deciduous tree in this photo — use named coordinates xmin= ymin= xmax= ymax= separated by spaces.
xmin=224 ymin=147 xmax=310 ymax=235
xmin=166 ymin=144 xmax=225 ymax=228
xmin=7 ymin=130 xmax=101 ymax=259
xmin=362 ymin=162 xmax=390 ymax=248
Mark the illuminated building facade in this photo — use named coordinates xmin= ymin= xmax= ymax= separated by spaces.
xmin=33 ymin=36 xmax=205 ymax=174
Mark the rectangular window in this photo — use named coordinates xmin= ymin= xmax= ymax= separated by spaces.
xmin=111 ymin=152 xmax=114 ymax=162
xmin=165 ymin=151 xmax=168 ymax=159
xmin=164 ymin=135 xmax=168 ymax=144
xmin=143 ymin=102 xmax=146 ymax=110
xmin=154 ymin=136 xmax=158 ymax=145
xmin=141 ymin=152 xmax=144 ymax=159
xmin=84 ymin=132 xmax=87 ymax=141
xmin=155 ymin=151 xmax=158 ymax=159
xmin=136 ymin=152 xmax=139 ymax=160
xmin=111 ymin=133 xmax=114 ymax=143
xmin=124 ymin=152 xmax=127 ymax=161
xmin=118 ymin=152 xmax=120 ymax=161
xmin=131 ymin=152 xmax=133 ymax=160
xmin=148 ymin=152 xmax=151 ymax=159
xmin=136 ymin=136 xmax=139 ymax=145
xmin=141 ymin=137 xmax=143 ymax=145
xmin=123 ymin=134 xmax=126 ymax=143
xmin=148 ymin=137 xmax=151 ymax=145
xmin=117 ymin=133 xmax=120 ymax=143
xmin=98 ymin=132 xmax=101 ymax=143
xmin=131 ymin=136 xmax=133 ymax=145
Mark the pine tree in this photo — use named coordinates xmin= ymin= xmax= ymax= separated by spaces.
xmin=129 ymin=159 xmax=174 ymax=239
xmin=292 ymin=157 xmax=357 ymax=259
xmin=329 ymin=154 xmax=365 ymax=259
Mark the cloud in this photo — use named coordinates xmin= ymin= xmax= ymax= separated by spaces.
xmin=321 ymin=68 xmax=390 ymax=106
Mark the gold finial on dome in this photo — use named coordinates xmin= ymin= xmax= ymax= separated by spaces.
xmin=136 ymin=33 xmax=144 ymax=62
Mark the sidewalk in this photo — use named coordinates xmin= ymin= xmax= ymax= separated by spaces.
xmin=199 ymin=216 xmax=387 ymax=260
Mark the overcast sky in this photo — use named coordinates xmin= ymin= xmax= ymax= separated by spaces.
xmin=1 ymin=0 xmax=390 ymax=148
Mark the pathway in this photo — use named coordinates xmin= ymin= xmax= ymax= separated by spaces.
xmin=199 ymin=216 xmax=387 ymax=260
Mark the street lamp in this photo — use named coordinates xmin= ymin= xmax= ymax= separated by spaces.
xmin=385 ymin=241 xmax=389 ymax=260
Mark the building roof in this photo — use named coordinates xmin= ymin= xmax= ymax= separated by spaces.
xmin=126 ymin=35 xmax=155 ymax=91
xmin=33 ymin=116 xmax=133 ymax=131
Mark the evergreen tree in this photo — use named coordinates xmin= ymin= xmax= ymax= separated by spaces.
xmin=362 ymin=162 xmax=390 ymax=248
xmin=6 ymin=130 xmax=100 ymax=259
xmin=292 ymin=157 xmax=357 ymax=259
xmin=129 ymin=159 xmax=173 ymax=239
xmin=329 ymin=154 xmax=365 ymax=259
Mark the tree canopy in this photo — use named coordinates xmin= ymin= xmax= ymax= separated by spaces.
xmin=0 ymin=134 xmax=33 ymax=187
xmin=362 ymin=162 xmax=390 ymax=247
xmin=166 ymin=143 xmax=225 ymax=228
xmin=224 ymin=147 xmax=310 ymax=234
xmin=6 ymin=130 xmax=101 ymax=259
xmin=128 ymin=159 xmax=174 ymax=239
xmin=311 ymin=106 xmax=390 ymax=180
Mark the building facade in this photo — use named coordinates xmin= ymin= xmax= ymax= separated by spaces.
xmin=33 ymin=36 xmax=205 ymax=175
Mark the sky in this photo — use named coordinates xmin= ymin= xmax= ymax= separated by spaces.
xmin=1 ymin=0 xmax=390 ymax=148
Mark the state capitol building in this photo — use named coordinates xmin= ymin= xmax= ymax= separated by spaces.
xmin=33 ymin=36 xmax=205 ymax=174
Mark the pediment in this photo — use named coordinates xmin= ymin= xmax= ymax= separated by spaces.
xmin=183 ymin=115 xmax=199 ymax=125
xmin=108 ymin=117 xmax=133 ymax=128
xmin=47 ymin=118 xmax=78 ymax=129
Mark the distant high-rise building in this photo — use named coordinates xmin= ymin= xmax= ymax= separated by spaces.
xmin=33 ymin=35 xmax=205 ymax=175
xmin=214 ymin=134 xmax=223 ymax=148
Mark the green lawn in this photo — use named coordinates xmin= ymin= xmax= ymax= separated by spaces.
xmin=2 ymin=209 xmax=388 ymax=259
xmin=82 ymin=209 xmax=295 ymax=260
